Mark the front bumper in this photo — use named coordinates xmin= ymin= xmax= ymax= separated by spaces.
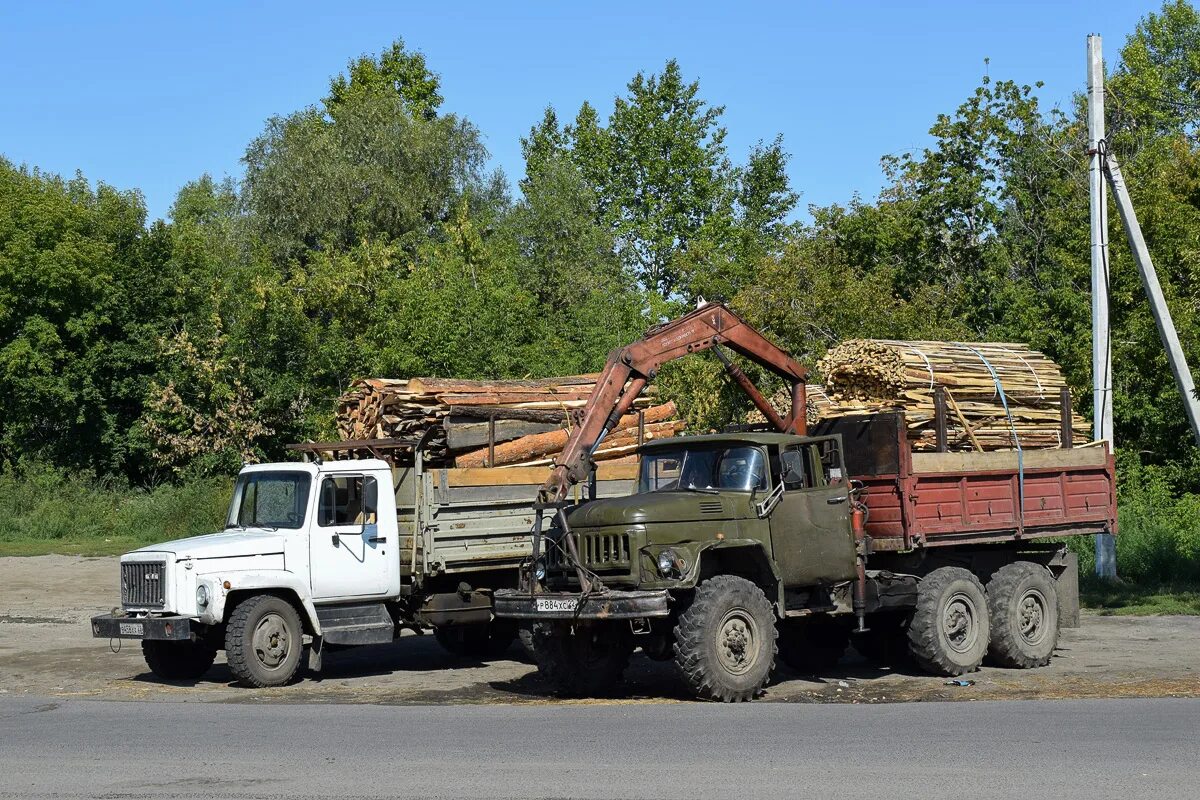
xmin=493 ymin=589 xmax=671 ymax=620
xmin=91 ymin=613 xmax=193 ymax=641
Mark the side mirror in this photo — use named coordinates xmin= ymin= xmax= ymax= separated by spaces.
xmin=781 ymin=450 xmax=805 ymax=486
xmin=362 ymin=476 xmax=379 ymax=529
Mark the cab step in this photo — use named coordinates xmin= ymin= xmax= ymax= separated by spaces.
xmin=316 ymin=602 xmax=395 ymax=646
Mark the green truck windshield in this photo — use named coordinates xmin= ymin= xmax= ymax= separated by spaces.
xmin=639 ymin=445 xmax=768 ymax=493
xmin=227 ymin=472 xmax=311 ymax=530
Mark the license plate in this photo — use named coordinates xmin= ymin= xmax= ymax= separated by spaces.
xmin=119 ymin=622 xmax=144 ymax=637
xmin=535 ymin=598 xmax=581 ymax=613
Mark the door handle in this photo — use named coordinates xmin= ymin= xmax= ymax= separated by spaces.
xmin=827 ymin=495 xmax=848 ymax=505
xmin=368 ymin=536 xmax=387 ymax=544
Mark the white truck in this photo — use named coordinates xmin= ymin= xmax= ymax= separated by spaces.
xmin=91 ymin=445 xmax=634 ymax=687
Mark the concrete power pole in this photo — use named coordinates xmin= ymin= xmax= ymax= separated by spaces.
xmin=1087 ymin=34 xmax=1117 ymax=579
xmin=1087 ymin=34 xmax=1200 ymax=579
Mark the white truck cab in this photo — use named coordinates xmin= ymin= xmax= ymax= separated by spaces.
xmin=92 ymin=452 xmax=639 ymax=687
xmin=93 ymin=459 xmax=403 ymax=686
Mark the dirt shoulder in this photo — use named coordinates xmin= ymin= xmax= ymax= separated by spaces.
xmin=1 ymin=555 xmax=1197 ymax=705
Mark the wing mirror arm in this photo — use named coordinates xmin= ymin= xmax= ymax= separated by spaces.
xmin=756 ymin=482 xmax=785 ymax=518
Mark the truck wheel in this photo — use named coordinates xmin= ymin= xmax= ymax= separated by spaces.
xmin=907 ymin=567 xmax=989 ymax=676
xmin=986 ymin=562 xmax=1059 ymax=668
xmin=434 ymin=622 xmax=516 ymax=659
xmin=530 ymin=621 xmax=633 ymax=697
xmin=141 ymin=640 xmax=217 ymax=681
xmin=673 ymin=575 xmax=777 ymax=702
xmin=225 ymin=594 xmax=305 ymax=688
xmin=778 ymin=617 xmax=849 ymax=674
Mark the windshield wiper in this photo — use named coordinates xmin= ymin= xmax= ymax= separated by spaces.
xmin=684 ymin=483 xmax=720 ymax=495
xmin=225 ymin=523 xmax=247 ymax=531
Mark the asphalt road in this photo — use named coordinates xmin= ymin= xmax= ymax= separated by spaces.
xmin=1 ymin=696 xmax=1196 ymax=800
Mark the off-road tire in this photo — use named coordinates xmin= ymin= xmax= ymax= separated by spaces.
xmin=141 ymin=640 xmax=217 ymax=681
xmin=778 ymin=616 xmax=849 ymax=674
xmin=225 ymin=594 xmax=305 ymax=688
xmin=434 ymin=622 xmax=516 ymax=659
xmin=673 ymin=575 xmax=777 ymax=702
xmin=907 ymin=567 xmax=989 ymax=676
xmin=986 ymin=561 xmax=1059 ymax=668
xmin=530 ymin=621 xmax=633 ymax=697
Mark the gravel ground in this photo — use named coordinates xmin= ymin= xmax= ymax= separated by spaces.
xmin=1 ymin=554 xmax=1197 ymax=705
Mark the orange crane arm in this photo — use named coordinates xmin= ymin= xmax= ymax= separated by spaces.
xmin=542 ymin=302 xmax=808 ymax=501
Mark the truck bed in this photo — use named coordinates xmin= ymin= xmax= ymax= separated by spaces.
xmin=815 ymin=413 xmax=1116 ymax=552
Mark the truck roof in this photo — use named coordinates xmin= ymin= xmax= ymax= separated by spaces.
xmin=240 ymin=458 xmax=393 ymax=475
xmin=639 ymin=431 xmax=807 ymax=451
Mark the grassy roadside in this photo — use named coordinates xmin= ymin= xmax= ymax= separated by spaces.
xmin=1080 ymin=577 xmax=1200 ymax=616
xmin=0 ymin=466 xmax=229 ymax=557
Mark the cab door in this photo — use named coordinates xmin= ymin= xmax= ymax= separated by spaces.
xmin=309 ymin=473 xmax=390 ymax=599
xmin=768 ymin=436 xmax=857 ymax=587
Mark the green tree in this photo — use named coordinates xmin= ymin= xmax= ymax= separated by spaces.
xmin=242 ymin=87 xmax=499 ymax=268
xmin=0 ymin=160 xmax=172 ymax=479
xmin=326 ymin=39 xmax=444 ymax=121
xmin=527 ymin=61 xmax=798 ymax=304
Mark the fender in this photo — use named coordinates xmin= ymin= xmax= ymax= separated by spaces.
xmin=199 ymin=570 xmax=322 ymax=635
xmin=691 ymin=539 xmax=784 ymax=610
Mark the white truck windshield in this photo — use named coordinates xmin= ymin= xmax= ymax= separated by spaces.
xmin=227 ymin=472 xmax=311 ymax=530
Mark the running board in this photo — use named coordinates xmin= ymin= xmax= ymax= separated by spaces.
xmin=316 ymin=602 xmax=395 ymax=646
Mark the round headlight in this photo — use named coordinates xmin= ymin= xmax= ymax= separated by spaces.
xmin=534 ymin=560 xmax=547 ymax=582
xmin=657 ymin=550 xmax=677 ymax=576
xmin=196 ymin=584 xmax=209 ymax=608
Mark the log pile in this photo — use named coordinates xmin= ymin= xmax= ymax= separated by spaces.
xmin=336 ymin=374 xmax=677 ymax=467
xmin=814 ymin=339 xmax=1090 ymax=451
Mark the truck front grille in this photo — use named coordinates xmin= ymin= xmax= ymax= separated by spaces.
xmin=547 ymin=533 xmax=632 ymax=571
xmin=122 ymin=561 xmax=166 ymax=608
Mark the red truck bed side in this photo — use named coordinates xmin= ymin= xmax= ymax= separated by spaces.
xmin=816 ymin=413 xmax=1116 ymax=553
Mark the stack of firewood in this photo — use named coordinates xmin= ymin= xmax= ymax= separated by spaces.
xmin=814 ymin=339 xmax=1090 ymax=451
xmin=335 ymin=374 xmax=680 ymax=467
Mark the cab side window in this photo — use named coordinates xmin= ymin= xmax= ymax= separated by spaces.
xmin=781 ymin=440 xmax=843 ymax=490
xmin=819 ymin=439 xmax=845 ymax=486
xmin=318 ymin=475 xmax=378 ymax=527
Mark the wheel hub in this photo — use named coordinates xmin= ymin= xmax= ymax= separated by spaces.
xmin=942 ymin=592 xmax=979 ymax=654
xmin=717 ymin=610 xmax=758 ymax=675
xmin=252 ymin=613 xmax=291 ymax=669
xmin=1018 ymin=589 xmax=1047 ymax=645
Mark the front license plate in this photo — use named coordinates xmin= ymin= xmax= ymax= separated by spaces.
xmin=119 ymin=622 xmax=143 ymax=637
xmin=535 ymin=598 xmax=580 ymax=613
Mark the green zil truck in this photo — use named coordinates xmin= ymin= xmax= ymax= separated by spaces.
xmin=494 ymin=304 xmax=1114 ymax=702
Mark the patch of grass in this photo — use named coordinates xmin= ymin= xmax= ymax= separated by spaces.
xmin=0 ymin=463 xmax=230 ymax=557
xmin=1080 ymin=578 xmax=1200 ymax=616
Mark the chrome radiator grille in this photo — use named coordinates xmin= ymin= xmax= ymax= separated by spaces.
xmin=121 ymin=561 xmax=166 ymax=608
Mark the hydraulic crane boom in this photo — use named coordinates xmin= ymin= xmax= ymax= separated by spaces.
xmin=541 ymin=301 xmax=809 ymax=502
xmin=532 ymin=302 xmax=808 ymax=593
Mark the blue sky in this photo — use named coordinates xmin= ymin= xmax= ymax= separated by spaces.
xmin=0 ymin=1 xmax=1160 ymax=224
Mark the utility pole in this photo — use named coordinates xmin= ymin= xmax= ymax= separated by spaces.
xmin=1087 ymin=34 xmax=1117 ymax=579
xmin=1087 ymin=34 xmax=1200 ymax=580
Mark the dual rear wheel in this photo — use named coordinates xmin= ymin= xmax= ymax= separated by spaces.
xmin=902 ymin=563 xmax=1059 ymax=676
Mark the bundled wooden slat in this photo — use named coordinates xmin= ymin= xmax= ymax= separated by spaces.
xmin=814 ymin=340 xmax=1090 ymax=451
